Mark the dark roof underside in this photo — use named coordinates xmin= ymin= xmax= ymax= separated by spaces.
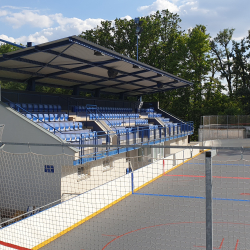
xmin=0 ymin=36 xmax=192 ymax=96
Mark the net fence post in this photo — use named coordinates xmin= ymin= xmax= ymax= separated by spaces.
xmin=205 ymin=151 xmax=213 ymax=250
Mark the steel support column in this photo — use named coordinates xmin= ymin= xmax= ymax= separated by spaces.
xmin=26 ymin=78 xmax=36 ymax=91
xmin=205 ymin=151 xmax=213 ymax=250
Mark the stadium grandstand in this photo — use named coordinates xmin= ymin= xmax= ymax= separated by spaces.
xmin=0 ymin=36 xmax=195 ymax=250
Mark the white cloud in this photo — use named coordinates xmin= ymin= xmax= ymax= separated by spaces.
xmin=137 ymin=0 xmax=250 ymax=39
xmin=4 ymin=10 xmax=53 ymax=29
xmin=137 ymin=0 xmax=211 ymax=16
xmin=0 ymin=6 xmax=105 ymax=45
xmin=0 ymin=15 xmax=104 ymax=45
xmin=120 ymin=15 xmax=132 ymax=21
xmin=2 ymin=6 xmax=30 ymax=10
xmin=138 ymin=0 xmax=180 ymax=15
xmin=0 ymin=34 xmax=16 ymax=43
xmin=0 ymin=10 xmax=8 ymax=17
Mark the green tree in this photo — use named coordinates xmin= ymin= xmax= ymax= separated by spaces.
xmin=0 ymin=42 xmax=27 ymax=91
xmin=210 ymin=28 xmax=235 ymax=97
xmin=80 ymin=9 xmax=183 ymax=69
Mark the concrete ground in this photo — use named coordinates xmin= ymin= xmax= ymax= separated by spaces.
xmin=41 ymin=150 xmax=250 ymax=250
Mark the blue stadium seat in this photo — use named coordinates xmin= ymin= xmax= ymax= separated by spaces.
xmin=48 ymin=105 xmax=53 ymax=112
xmin=53 ymin=105 xmax=58 ymax=112
xmin=59 ymin=123 xmax=65 ymax=132
xmin=74 ymin=122 xmax=79 ymax=130
xmin=70 ymin=134 xmax=76 ymax=141
xmin=27 ymin=104 xmax=33 ymax=112
xmin=58 ymin=105 xmax=62 ymax=112
xmin=38 ymin=104 xmax=44 ymax=112
xmin=78 ymin=122 xmax=83 ymax=130
xmin=75 ymin=134 xmax=80 ymax=141
xmin=84 ymin=134 xmax=89 ymax=140
xmin=72 ymin=106 xmax=78 ymax=112
xmin=64 ymin=114 xmax=69 ymax=121
xmin=41 ymin=124 xmax=49 ymax=131
xmin=59 ymin=113 xmax=65 ymax=121
xmin=48 ymin=124 xmax=54 ymax=133
xmin=44 ymin=104 xmax=49 ymax=113
xmin=26 ymin=114 xmax=32 ymax=120
xmin=33 ymin=104 xmax=38 ymax=112
xmin=69 ymin=122 xmax=74 ymax=131
xmin=65 ymin=134 xmax=71 ymax=142
xmin=38 ymin=114 xmax=44 ymax=122
xmin=21 ymin=103 xmax=27 ymax=111
xmin=49 ymin=114 xmax=55 ymax=122
xmin=54 ymin=114 xmax=59 ymax=122
xmin=9 ymin=102 xmax=15 ymax=109
xmin=64 ymin=122 xmax=70 ymax=131
xmin=58 ymin=134 xmax=66 ymax=141
xmin=79 ymin=106 xmax=85 ymax=112
xmin=44 ymin=114 xmax=49 ymax=122
xmin=32 ymin=115 xmax=38 ymax=122
xmin=53 ymin=123 xmax=59 ymax=132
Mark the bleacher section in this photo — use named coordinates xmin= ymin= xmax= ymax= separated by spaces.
xmin=4 ymin=99 xmax=194 ymax=165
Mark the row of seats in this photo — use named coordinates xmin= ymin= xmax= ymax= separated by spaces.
xmin=26 ymin=113 xmax=69 ymax=122
xmin=7 ymin=101 xmax=104 ymax=146
xmin=89 ymin=113 xmax=140 ymax=120
xmin=148 ymin=113 xmax=162 ymax=118
xmin=160 ymin=118 xmax=171 ymax=124
xmin=106 ymin=120 xmax=123 ymax=127
xmin=115 ymin=127 xmax=136 ymax=135
xmin=149 ymin=125 xmax=159 ymax=130
xmin=38 ymin=122 xmax=83 ymax=132
xmin=140 ymin=108 xmax=154 ymax=113
xmin=57 ymin=132 xmax=97 ymax=142
xmin=72 ymin=106 xmax=133 ymax=113
xmin=9 ymin=103 xmax=62 ymax=113
xmin=98 ymin=107 xmax=133 ymax=113
xmin=105 ymin=119 xmax=149 ymax=127
xmin=135 ymin=119 xmax=148 ymax=125
xmin=116 ymin=128 xmax=127 ymax=135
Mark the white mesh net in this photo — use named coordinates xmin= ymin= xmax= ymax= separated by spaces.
xmin=0 ymin=145 xmax=250 ymax=250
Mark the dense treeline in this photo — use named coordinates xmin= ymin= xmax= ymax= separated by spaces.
xmin=80 ymin=10 xmax=250 ymax=140
xmin=1 ymin=9 xmax=250 ymax=140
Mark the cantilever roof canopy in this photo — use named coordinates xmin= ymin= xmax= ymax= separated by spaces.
xmin=0 ymin=36 xmax=193 ymax=96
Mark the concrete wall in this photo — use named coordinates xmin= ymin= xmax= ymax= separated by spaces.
xmin=0 ymin=101 xmax=77 ymax=156
xmin=0 ymin=149 xmax=73 ymax=218
xmin=0 ymin=102 xmax=79 ymax=219
xmin=61 ymin=153 xmax=129 ymax=200
xmin=164 ymin=136 xmax=188 ymax=155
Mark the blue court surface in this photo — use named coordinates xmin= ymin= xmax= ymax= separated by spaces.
xmin=41 ymin=150 xmax=250 ymax=250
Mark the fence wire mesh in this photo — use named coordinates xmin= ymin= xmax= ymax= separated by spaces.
xmin=0 ymin=142 xmax=250 ymax=249
xmin=199 ymin=115 xmax=250 ymax=141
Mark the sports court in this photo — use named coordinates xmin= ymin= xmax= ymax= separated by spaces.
xmin=39 ymin=148 xmax=250 ymax=250
xmin=0 ymin=36 xmax=249 ymax=250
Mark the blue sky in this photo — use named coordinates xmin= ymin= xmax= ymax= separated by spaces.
xmin=0 ymin=0 xmax=249 ymax=45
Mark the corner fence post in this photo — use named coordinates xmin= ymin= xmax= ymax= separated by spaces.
xmin=205 ymin=151 xmax=213 ymax=250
